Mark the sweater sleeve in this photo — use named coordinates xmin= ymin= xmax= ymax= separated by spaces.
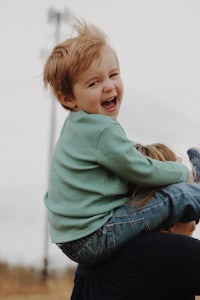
xmin=97 ymin=123 xmax=189 ymax=186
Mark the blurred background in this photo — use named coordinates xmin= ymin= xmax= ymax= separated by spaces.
xmin=0 ymin=0 xmax=200 ymax=275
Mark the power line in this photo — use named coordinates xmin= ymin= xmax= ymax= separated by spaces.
xmin=42 ymin=7 xmax=71 ymax=283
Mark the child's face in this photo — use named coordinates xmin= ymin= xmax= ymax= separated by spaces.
xmin=71 ymin=45 xmax=123 ymax=119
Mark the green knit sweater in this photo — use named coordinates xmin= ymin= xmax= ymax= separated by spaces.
xmin=44 ymin=110 xmax=189 ymax=243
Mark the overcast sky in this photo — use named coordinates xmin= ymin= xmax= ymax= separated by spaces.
xmin=0 ymin=0 xmax=200 ymax=270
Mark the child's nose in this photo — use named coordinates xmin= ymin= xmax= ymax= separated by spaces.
xmin=103 ymin=79 xmax=115 ymax=92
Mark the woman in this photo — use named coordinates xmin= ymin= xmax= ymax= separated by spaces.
xmin=71 ymin=145 xmax=200 ymax=300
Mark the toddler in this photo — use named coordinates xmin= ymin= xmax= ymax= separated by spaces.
xmin=43 ymin=19 xmax=200 ymax=265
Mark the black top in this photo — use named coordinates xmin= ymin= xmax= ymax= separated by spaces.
xmin=71 ymin=232 xmax=200 ymax=300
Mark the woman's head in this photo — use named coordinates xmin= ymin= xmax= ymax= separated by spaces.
xmin=134 ymin=143 xmax=177 ymax=162
xmin=129 ymin=143 xmax=177 ymax=205
xmin=131 ymin=143 xmax=196 ymax=236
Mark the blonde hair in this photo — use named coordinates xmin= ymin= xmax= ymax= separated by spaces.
xmin=43 ymin=19 xmax=113 ymax=110
xmin=135 ymin=143 xmax=177 ymax=162
xmin=129 ymin=143 xmax=177 ymax=207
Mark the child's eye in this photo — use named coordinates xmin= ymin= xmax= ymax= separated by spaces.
xmin=88 ymin=81 xmax=98 ymax=87
xmin=110 ymin=72 xmax=119 ymax=78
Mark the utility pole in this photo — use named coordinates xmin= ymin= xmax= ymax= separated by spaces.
xmin=42 ymin=7 xmax=71 ymax=283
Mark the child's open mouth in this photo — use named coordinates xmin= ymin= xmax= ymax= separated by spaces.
xmin=101 ymin=97 xmax=117 ymax=109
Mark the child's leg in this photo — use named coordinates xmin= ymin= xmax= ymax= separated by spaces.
xmin=187 ymin=147 xmax=200 ymax=183
xmin=102 ymin=182 xmax=200 ymax=258
xmin=63 ymin=182 xmax=200 ymax=265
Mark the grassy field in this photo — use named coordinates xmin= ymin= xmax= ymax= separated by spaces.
xmin=1 ymin=262 xmax=200 ymax=300
xmin=0 ymin=262 xmax=74 ymax=300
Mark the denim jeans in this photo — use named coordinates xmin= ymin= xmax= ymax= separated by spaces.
xmin=57 ymin=182 xmax=200 ymax=265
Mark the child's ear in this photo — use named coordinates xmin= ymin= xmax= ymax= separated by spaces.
xmin=56 ymin=91 xmax=77 ymax=110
